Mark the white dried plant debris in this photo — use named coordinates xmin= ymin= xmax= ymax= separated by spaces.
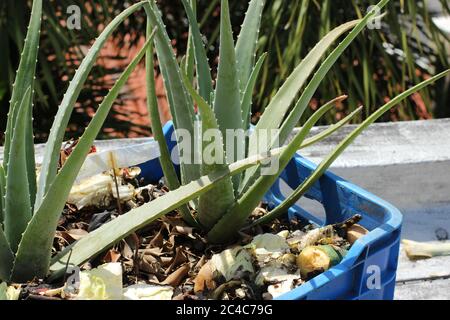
xmin=297 ymin=225 xmax=334 ymax=251
xmin=211 ymin=247 xmax=254 ymax=281
xmin=246 ymin=233 xmax=290 ymax=265
xmin=123 ymin=284 xmax=173 ymax=300
xmin=255 ymin=263 xmax=301 ymax=286
xmin=68 ymin=170 xmax=137 ymax=209
xmin=277 ymin=230 xmax=290 ymax=239
xmin=0 ymin=283 xmax=21 ymax=300
xmin=267 ymin=280 xmax=297 ymax=299
xmin=76 ymin=263 xmax=123 ymax=300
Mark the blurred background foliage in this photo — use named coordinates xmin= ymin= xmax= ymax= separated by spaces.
xmin=0 ymin=0 xmax=449 ymax=143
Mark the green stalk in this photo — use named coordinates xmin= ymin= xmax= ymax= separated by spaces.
xmin=144 ymin=5 xmax=198 ymax=228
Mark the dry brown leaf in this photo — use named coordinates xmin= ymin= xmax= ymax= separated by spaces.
xmin=194 ymin=261 xmax=217 ymax=293
xmin=103 ymin=249 xmax=121 ymax=263
xmin=150 ymin=228 xmax=164 ymax=248
xmin=161 ymin=264 xmax=190 ymax=287
xmin=66 ymin=228 xmax=89 ymax=239
xmin=165 ymin=247 xmax=188 ymax=275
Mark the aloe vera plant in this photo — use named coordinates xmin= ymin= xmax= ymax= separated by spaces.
xmin=1 ymin=0 xmax=448 ymax=285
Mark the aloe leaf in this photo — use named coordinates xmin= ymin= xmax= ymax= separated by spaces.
xmin=235 ymin=0 xmax=267 ymax=95
xmin=144 ymin=17 xmax=198 ymax=228
xmin=299 ymin=106 xmax=362 ymax=149
xmin=246 ymin=19 xmax=360 ymax=158
xmin=238 ymin=101 xmax=363 ymax=197
xmin=184 ymin=0 xmax=197 ymax=83
xmin=4 ymin=88 xmax=33 ymax=252
xmin=207 ymin=97 xmax=348 ymax=243
xmin=11 ymin=39 xmax=153 ymax=283
xmin=0 ymin=165 xmax=5 ymax=223
xmin=3 ymin=0 xmax=41 ymax=173
xmin=256 ymin=70 xmax=450 ymax=225
xmin=181 ymin=0 xmax=213 ymax=102
xmin=3 ymin=0 xmax=41 ymax=211
xmin=146 ymin=0 xmax=200 ymax=185
xmin=182 ymin=73 xmax=235 ymax=230
xmin=48 ymin=147 xmax=283 ymax=280
xmin=244 ymin=1 xmax=390 ymax=189
xmin=277 ymin=1 xmax=390 ymax=145
xmin=145 ymin=18 xmax=179 ymax=194
xmin=0 ymin=227 xmax=14 ymax=281
xmin=241 ymin=53 xmax=267 ymax=130
xmin=241 ymin=19 xmax=361 ymax=189
xmin=214 ymin=0 xmax=244 ymax=163
xmin=36 ymin=1 xmax=147 ymax=209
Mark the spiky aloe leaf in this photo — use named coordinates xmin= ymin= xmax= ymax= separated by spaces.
xmin=255 ymin=70 xmax=450 ymax=225
xmin=239 ymin=103 xmax=363 ymax=197
xmin=184 ymin=0 xmax=197 ymax=83
xmin=4 ymin=88 xmax=33 ymax=252
xmin=146 ymin=0 xmax=200 ymax=185
xmin=182 ymin=73 xmax=235 ymax=230
xmin=207 ymin=97 xmax=350 ymax=243
xmin=0 ymin=165 xmax=5 ymax=223
xmin=235 ymin=0 xmax=267 ymax=95
xmin=181 ymin=0 xmax=213 ymax=102
xmin=36 ymin=1 xmax=147 ymax=209
xmin=245 ymin=19 xmax=360 ymax=159
xmin=243 ymin=1 xmax=390 ymax=191
xmin=240 ymin=19 xmax=361 ymax=192
xmin=299 ymin=107 xmax=363 ymax=149
xmin=241 ymin=53 xmax=267 ymax=130
xmin=3 ymin=0 xmax=41 ymax=207
xmin=214 ymin=0 xmax=244 ymax=163
xmin=144 ymin=15 xmax=179 ymax=194
xmin=144 ymin=14 xmax=198 ymax=228
xmin=11 ymin=38 xmax=153 ymax=283
xmin=48 ymin=146 xmax=282 ymax=280
xmin=277 ymin=1 xmax=390 ymax=145
xmin=0 ymin=228 xmax=13 ymax=281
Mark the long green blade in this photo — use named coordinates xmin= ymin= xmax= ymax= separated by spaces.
xmin=146 ymin=0 xmax=199 ymax=185
xmin=181 ymin=0 xmax=213 ymax=102
xmin=207 ymin=97 xmax=349 ymax=243
xmin=256 ymin=70 xmax=450 ymax=225
xmin=235 ymin=0 xmax=267 ymax=95
xmin=277 ymin=2 xmax=390 ymax=145
xmin=4 ymin=88 xmax=33 ymax=252
xmin=299 ymin=107 xmax=363 ymax=149
xmin=3 ymin=0 xmax=41 ymax=172
xmin=238 ymin=100 xmax=363 ymax=197
xmin=11 ymin=39 xmax=153 ymax=283
xmin=247 ymin=19 xmax=361 ymax=158
xmin=241 ymin=19 xmax=361 ymax=190
xmin=182 ymin=73 xmax=235 ymax=230
xmin=143 ymin=16 xmax=198 ymax=228
xmin=3 ymin=0 xmax=41 ymax=210
xmin=214 ymin=0 xmax=244 ymax=164
xmin=241 ymin=53 xmax=267 ymax=130
xmin=36 ymin=1 xmax=147 ymax=209
xmin=48 ymin=147 xmax=283 ymax=280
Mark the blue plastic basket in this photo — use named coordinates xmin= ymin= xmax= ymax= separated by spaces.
xmin=138 ymin=122 xmax=403 ymax=300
